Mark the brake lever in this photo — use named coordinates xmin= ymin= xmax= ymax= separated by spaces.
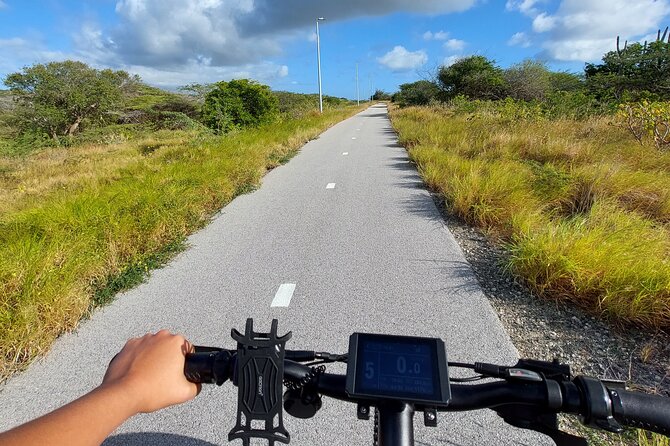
xmin=228 ymin=318 xmax=292 ymax=446
xmin=495 ymin=405 xmax=588 ymax=446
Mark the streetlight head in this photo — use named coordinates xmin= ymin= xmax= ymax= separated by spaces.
xmin=317 ymin=17 xmax=325 ymax=21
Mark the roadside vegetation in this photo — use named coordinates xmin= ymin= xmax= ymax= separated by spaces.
xmin=0 ymin=60 xmax=360 ymax=379
xmin=391 ymin=30 xmax=670 ymax=330
xmin=390 ymin=31 xmax=670 ymax=446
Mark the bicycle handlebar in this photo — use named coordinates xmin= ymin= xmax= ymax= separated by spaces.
xmin=184 ymin=348 xmax=670 ymax=438
xmin=613 ymin=389 xmax=670 ymax=435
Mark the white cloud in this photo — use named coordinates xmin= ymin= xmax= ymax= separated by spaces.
xmin=423 ymin=30 xmax=449 ymax=40
xmin=444 ymin=38 xmax=466 ymax=51
xmin=0 ymin=34 xmax=289 ymax=90
xmin=2 ymin=0 xmax=479 ymax=88
xmin=0 ymin=38 xmax=70 ymax=77
xmin=377 ymin=46 xmax=427 ymax=71
xmin=506 ymin=0 xmax=543 ymax=16
xmin=443 ymin=55 xmax=462 ymax=67
xmin=107 ymin=0 xmax=279 ymax=67
xmin=121 ymin=61 xmax=292 ymax=89
xmin=532 ymin=12 xmax=556 ymax=32
xmin=507 ymin=32 xmax=532 ymax=47
xmin=507 ymin=0 xmax=670 ymax=62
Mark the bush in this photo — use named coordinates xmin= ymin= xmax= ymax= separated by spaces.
xmin=274 ymin=91 xmax=318 ymax=118
xmin=543 ymin=91 xmax=608 ymax=120
xmin=618 ymin=101 xmax=670 ymax=150
xmin=394 ymin=80 xmax=441 ymax=107
xmin=504 ymin=60 xmax=552 ymax=101
xmin=372 ymin=89 xmax=392 ymax=101
xmin=4 ymin=61 xmax=139 ymax=141
xmin=438 ymin=56 xmax=508 ymax=100
xmin=448 ymin=96 xmax=545 ymax=123
xmin=151 ymin=96 xmax=199 ymax=119
xmin=586 ymin=39 xmax=670 ymax=100
xmin=149 ymin=111 xmax=205 ymax=131
xmin=201 ymin=79 xmax=279 ymax=133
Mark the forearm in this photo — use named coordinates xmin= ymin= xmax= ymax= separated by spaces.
xmin=0 ymin=384 xmax=137 ymax=446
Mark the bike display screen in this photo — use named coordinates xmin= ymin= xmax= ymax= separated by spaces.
xmin=345 ymin=333 xmax=450 ymax=405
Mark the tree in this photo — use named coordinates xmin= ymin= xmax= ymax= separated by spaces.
xmin=548 ymin=71 xmax=584 ymax=93
xmin=179 ymin=83 xmax=214 ymax=103
xmin=201 ymin=79 xmax=279 ymax=133
xmin=503 ymin=60 xmax=552 ymax=101
xmin=4 ymin=60 xmax=137 ymax=140
xmin=372 ymin=89 xmax=392 ymax=101
xmin=585 ymin=31 xmax=670 ymax=100
xmin=437 ymin=56 xmax=507 ymax=100
xmin=393 ymin=80 xmax=440 ymax=106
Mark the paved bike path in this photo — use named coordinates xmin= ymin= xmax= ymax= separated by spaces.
xmin=0 ymin=105 xmax=547 ymax=445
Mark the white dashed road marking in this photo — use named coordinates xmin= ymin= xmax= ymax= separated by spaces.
xmin=326 ymin=183 xmax=336 ymax=189
xmin=271 ymin=283 xmax=296 ymax=307
xmin=343 ymin=152 xmax=349 ymax=156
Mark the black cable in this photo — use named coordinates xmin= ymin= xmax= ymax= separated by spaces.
xmin=450 ymin=375 xmax=486 ymax=383
xmin=305 ymin=360 xmax=332 ymax=366
xmin=449 ymin=362 xmax=476 ymax=370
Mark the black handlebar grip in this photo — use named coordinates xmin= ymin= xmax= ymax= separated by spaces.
xmin=184 ymin=350 xmax=233 ymax=386
xmin=611 ymin=388 xmax=670 ymax=436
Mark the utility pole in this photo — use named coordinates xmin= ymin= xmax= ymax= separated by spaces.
xmin=316 ymin=17 xmax=325 ymax=113
xmin=356 ymin=63 xmax=360 ymax=106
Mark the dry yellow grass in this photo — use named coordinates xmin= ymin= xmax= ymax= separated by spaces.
xmin=0 ymin=106 xmax=362 ymax=380
xmin=391 ymin=105 xmax=670 ymax=330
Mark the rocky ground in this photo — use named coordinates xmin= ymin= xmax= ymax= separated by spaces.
xmin=433 ymin=194 xmax=670 ymax=444
xmin=442 ymin=206 xmax=670 ymax=395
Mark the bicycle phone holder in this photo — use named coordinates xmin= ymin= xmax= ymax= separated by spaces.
xmin=229 ymin=319 xmax=292 ymax=446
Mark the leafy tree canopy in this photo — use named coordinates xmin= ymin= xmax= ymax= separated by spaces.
xmin=585 ymin=38 xmax=670 ymax=100
xmin=372 ymin=89 xmax=392 ymax=101
xmin=503 ymin=60 xmax=552 ymax=101
xmin=179 ymin=83 xmax=214 ymax=103
xmin=437 ymin=56 xmax=508 ymax=100
xmin=4 ymin=60 xmax=138 ymax=140
xmin=201 ymin=79 xmax=278 ymax=133
xmin=393 ymin=80 xmax=440 ymax=106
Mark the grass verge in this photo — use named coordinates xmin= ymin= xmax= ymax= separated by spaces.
xmin=390 ymin=104 xmax=670 ymax=446
xmin=0 ymin=106 xmax=362 ymax=380
xmin=390 ymin=105 xmax=670 ymax=330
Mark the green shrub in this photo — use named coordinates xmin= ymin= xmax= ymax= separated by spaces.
xmin=4 ymin=61 xmax=138 ymax=140
xmin=148 ymin=111 xmax=206 ymax=131
xmin=617 ymin=101 xmax=670 ymax=150
xmin=543 ymin=91 xmax=609 ymax=120
xmin=394 ymin=80 xmax=441 ymax=107
xmin=202 ymin=79 xmax=279 ymax=133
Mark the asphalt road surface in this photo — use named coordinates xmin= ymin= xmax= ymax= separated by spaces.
xmin=0 ymin=105 xmax=549 ymax=445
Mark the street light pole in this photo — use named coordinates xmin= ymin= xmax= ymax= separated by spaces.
xmin=356 ymin=63 xmax=360 ymax=106
xmin=316 ymin=17 xmax=324 ymax=113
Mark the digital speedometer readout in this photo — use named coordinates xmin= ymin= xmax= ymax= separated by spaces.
xmin=346 ymin=333 xmax=450 ymax=404
xmin=358 ymin=339 xmax=436 ymax=397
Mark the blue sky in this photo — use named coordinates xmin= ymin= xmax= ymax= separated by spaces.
xmin=1 ymin=0 xmax=669 ymax=99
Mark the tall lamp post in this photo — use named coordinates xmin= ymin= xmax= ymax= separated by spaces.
xmin=356 ymin=63 xmax=360 ymax=106
xmin=316 ymin=17 xmax=325 ymax=113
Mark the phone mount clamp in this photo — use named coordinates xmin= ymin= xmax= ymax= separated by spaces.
xmin=229 ymin=319 xmax=292 ymax=445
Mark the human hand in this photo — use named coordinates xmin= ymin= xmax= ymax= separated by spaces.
xmin=102 ymin=330 xmax=201 ymax=414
